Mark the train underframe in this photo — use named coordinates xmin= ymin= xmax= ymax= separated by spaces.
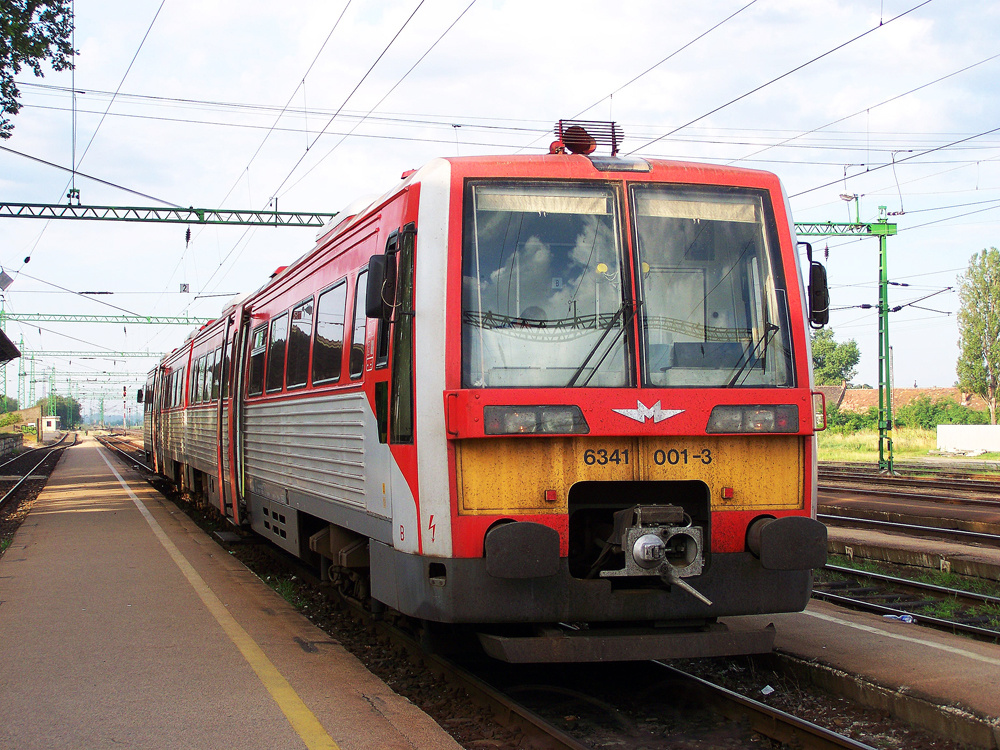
xmin=155 ymin=462 xmax=825 ymax=663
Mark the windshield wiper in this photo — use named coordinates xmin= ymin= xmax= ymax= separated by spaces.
xmin=727 ymin=323 xmax=779 ymax=387
xmin=567 ymin=300 xmax=638 ymax=387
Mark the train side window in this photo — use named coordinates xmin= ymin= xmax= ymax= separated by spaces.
xmin=202 ymin=350 xmax=215 ymax=402
xmin=312 ymin=281 xmax=347 ymax=385
xmin=286 ymin=298 xmax=313 ymax=389
xmin=191 ymin=356 xmax=203 ymax=403
xmin=210 ymin=346 xmax=223 ymax=401
xmin=349 ymin=270 xmax=368 ymax=379
xmin=266 ymin=313 xmax=289 ymax=393
xmin=222 ymin=336 xmax=234 ymax=399
xmin=390 ymin=224 xmax=415 ymax=443
xmin=248 ymin=324 xmax=267 ymax=396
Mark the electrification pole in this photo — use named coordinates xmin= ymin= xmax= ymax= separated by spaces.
xmin=795 ymin=209 xmax=897 ymax=473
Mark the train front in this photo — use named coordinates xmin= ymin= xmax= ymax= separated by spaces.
xmin=377 ymin=153 xmax=828 ymax=662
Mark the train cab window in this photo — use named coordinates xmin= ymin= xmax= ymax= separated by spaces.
xmin=462 ymin=182 xmax=629 ymax=388
xmin=349 ymin=270 xmax=368 ymax=379
xmin=248 ymin=324 xmax=267 ymax=396
xmin=210 ymin=346 xmax=223 ymax=400
xmin=630 ymin=184 xmax=794 ymax=388
xmin=286 ymin=299 xmax=313 ymax=389
xmin=266 ymin=313 xmax=289 ymax=393
xmin=313 ymin=281 xmax=347 ymax=384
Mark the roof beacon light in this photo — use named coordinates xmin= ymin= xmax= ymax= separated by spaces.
xmin=552 ymin=120 xmax=623 ymax=156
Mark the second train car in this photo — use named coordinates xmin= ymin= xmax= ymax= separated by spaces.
xmin=143 ymin=123 xmax=829 ymax=662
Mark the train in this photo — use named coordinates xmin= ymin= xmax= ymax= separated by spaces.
xmin=142 ymin=121 xmax=830 ymax=662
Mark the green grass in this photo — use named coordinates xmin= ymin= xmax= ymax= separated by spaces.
xmin=0 ymin=537 xmax=11 ymax=555
xmin=817 ymin=427 xmax=937 ymax=462
xmin=269 ymin=576 xmax=308 ymax=608
xmin=825 ymin=554 xmax=1000 ymax=598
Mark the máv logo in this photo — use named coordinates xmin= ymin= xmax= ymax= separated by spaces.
xmin=612 ymin=400 xmax=684 ymax=424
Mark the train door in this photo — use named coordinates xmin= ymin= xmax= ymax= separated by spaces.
xmin=153 ymin=366 xmax=166 ymax=474
xmin=367 ymin=223 xmax=418 ymax=542
xmin=216 ymin=315 xmax=234 ymax=520
xmin=367 ymin=231 xmax=399 ymax=521
xmin=229 ymin=306 xmax=252 ymax=525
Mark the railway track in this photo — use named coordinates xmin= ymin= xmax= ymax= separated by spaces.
xmin=234 ymin=531 xmax=888 ymax=748
xmin=95 ymin=433 xmax=153 ymax=473
xmin=0 ymin=433 xmax=74 ymax=513
xmin=819 ymin=464 xmax=1000 ymax=501
xmin=814 ymin=563 xmax=1000 ymax=641
xmin=820 ymin=512 xmax=1000 ymax=545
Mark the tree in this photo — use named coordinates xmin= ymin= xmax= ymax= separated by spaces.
xmin=1 ymin=0 xmax=74 ymax=139
xmin=956 ymin=248 xmax=1000 ymax=425
xmin=811 ymin=328 xmax=860 ymax=385
xmin=35 ymin=394 xmax=81 ymax=428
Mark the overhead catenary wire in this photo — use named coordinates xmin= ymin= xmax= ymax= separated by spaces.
xmin=625 ymin=0 xmax=935 ymax=156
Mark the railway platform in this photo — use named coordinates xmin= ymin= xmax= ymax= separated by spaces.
xmin=734 ymin=583 xmax=1000 ymax=747
xmin=0 ymin=435 xmax=461 ymax=750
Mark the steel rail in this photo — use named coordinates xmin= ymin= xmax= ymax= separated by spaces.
xmin=652 ymin=662 xmax=878 ymax=750
xmin=0 ymin=433 xmax=68 ymax=472
xmin=96 ymin=435 xmax=153 ymax=474
xmin=819 ymin=513 xmax=1000 ymax=545
xmin=0 ymin=434 xmax=73 ymax=512
xmin=824 ymin=563 xmax=1000 ymax=607
xmin=819 ymin=484 xmax=1000 ymax=508
xmin=811 ymin=589 xmax=1000 ymax=640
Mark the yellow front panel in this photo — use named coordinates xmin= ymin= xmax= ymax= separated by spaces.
xmin=456 ymin=435 xmax=803 ymax=515
xmin=637 ymin=436 xmax=804 ymax=511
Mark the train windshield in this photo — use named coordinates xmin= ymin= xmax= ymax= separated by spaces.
xmin=462 ymin=182 xmax=629 ymax=388
xmin=631 ymin=184 xmax=794 ymax=387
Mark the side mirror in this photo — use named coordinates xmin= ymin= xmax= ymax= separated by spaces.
xmin=365 ymin=254 xmax=396 ymax=320
xmin=799 ymin=241 xmax=829 ymax=329
xmin=808 ymin=261 xmax=830 ymax=328
xmin=137 ymin=388 xmax=144 ymax=404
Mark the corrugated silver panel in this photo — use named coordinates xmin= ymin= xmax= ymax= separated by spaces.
xmin=162 ymin=407 xmax=218 ymax=475
xmin=244 ymin=393 xmax=366 ymax=508
xmin=185 ymin=406 xmax=218 ymax=474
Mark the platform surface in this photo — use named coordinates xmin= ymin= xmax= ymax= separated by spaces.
xmin=0 ymin=436 xmax=461 ymax=750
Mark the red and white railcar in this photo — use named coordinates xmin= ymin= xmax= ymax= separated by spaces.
xmin=145 ymin=125 xmax=829 ymax=662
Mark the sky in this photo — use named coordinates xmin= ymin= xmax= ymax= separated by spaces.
xmin=2 ymin=0 xmax=999 ymax=420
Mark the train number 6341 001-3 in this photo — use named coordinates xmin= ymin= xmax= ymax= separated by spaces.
xmin=581 ymin=447 xmax=714 ymax=467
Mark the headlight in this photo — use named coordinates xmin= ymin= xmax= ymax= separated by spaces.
xmin=706 ymin=405 xmax=799 ymax=433
xmin=484 ymin=405 xmax=590 ymax=435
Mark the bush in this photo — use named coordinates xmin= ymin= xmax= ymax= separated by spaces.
xmin=895 ymin=396 xmax=989 ymax=429
xmin=825 ymin=396 xmax=989 ymax=432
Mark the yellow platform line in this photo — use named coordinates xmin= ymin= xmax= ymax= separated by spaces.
xmin=98 ymin=449 xmax=340 ymax=750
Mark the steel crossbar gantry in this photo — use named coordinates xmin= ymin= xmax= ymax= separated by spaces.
xmin=0 ymin=203 xmax=338 ymax=227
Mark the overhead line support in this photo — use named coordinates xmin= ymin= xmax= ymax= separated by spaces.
xmin=0 ymin=203 xmax=338 ymax=227
xmin=795 ymin=212 xmax=898 ymax=474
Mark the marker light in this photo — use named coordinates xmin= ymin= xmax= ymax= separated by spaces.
xmin=706 ymin=405 xmax=799 ymax=433
xmin=484 ymin=405 xmax=590 ymax=435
